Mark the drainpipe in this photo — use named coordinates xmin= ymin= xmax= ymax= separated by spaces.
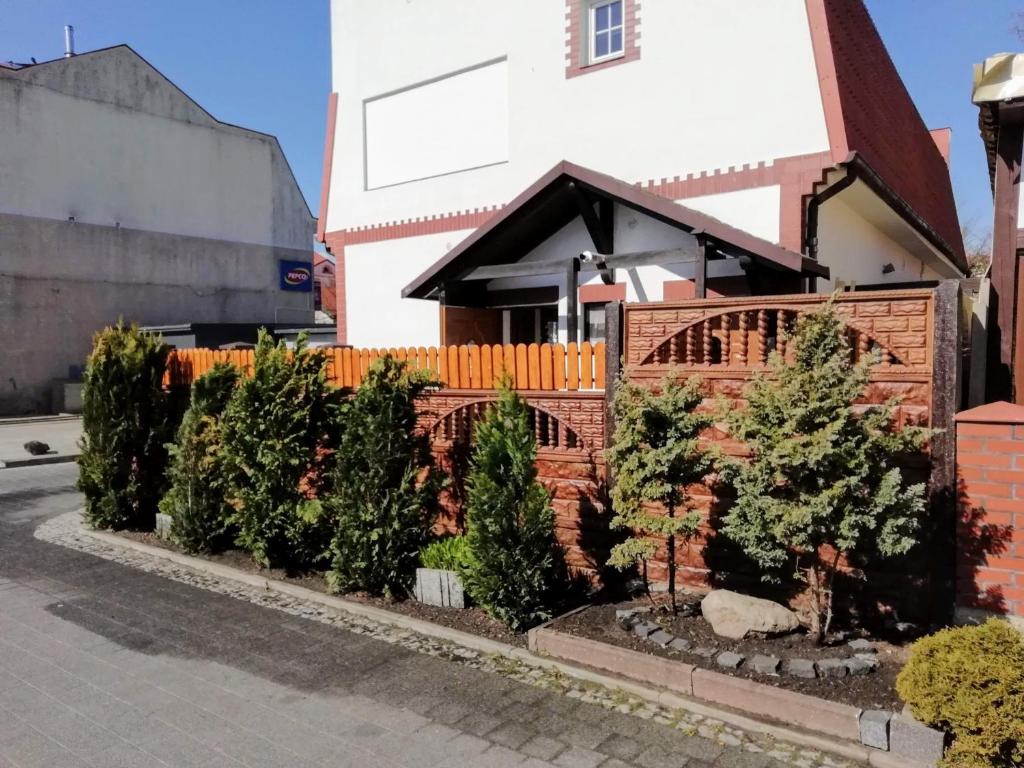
xmin=63 ymin=25 xmax=75 ymax=58
xmin=805 ymin=163 xmax=858 ymax=262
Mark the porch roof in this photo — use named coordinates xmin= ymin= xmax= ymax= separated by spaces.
xmin=402 ymin=160 xmax=828 ymax=301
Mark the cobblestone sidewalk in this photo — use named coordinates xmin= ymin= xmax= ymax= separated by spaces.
xmin=32 ymin=509 xmax=856 ymax=768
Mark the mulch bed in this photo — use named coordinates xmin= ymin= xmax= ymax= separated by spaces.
xmin=114 ymin=531 xmax=525 ymax=646
xmin=550 ymin=598 xmax=907 ymax=711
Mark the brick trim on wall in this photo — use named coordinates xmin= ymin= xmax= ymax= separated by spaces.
xmin=565 ymin=0 xmax=641 ymax=79
xmin=322 ymin=152 xmax=835 ymax=253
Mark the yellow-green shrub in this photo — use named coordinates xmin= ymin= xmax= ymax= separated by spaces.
xmin=896 ymin=619 xmax=1024 ymax=767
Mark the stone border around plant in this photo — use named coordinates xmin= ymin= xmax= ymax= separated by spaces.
xmin=529 ymin=622 xmax=944 ymax=767
xmin=37 ymin=511 xmax=935 ymax=768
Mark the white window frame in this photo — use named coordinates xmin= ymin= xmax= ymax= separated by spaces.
xmin=588 ymin=0 xmax=625 ymax=65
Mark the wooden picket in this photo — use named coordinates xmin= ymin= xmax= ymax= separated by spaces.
xmin=164 ymin=342 xmax=606 ymax=392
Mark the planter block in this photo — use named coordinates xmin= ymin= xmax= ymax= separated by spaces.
xmin=859 ymin=710 xmax=891 ymax=751
xmin=890 ymin=714 xmax=944 ymax=765
xmin=154 ymin=513 xmax=172 ymax=540
xmin=413 ymin=568 xmax=465 ymax=608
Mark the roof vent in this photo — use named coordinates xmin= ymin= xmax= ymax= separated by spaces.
xmin=63 ymin=25 xmax=75 ymax=58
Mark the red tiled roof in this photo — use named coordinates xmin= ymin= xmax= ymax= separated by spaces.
xmin=812 ymin=0 xmax=966 ymax=270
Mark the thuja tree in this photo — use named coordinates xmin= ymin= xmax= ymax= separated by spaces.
xmin=463 ymin=383 xmax=566 ymax=631
xmin=607 ymin=375 xmax=714 ymax=613
xmin=78 ymin=320 xmax=172 ymax=530
xmin=160 ymin=362 xmax=239 ymax=554
xmin=220 ymin=331 xmax=342 ymax=569
xmin=324 ymin=356 xmax=443 ymax=597
xmin=720 ymin=303 xmax=929 ymax=642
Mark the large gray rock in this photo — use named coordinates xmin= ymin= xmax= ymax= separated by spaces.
xmin=700 ymin=590 xmax=800 ymax=640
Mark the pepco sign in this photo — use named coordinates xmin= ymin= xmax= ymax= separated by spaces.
xmin=279 ymin=259 xmax=313 ymax=292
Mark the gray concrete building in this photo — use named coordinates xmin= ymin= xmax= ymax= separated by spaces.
xmin=0 ymin=45 xmax=315 ymax=414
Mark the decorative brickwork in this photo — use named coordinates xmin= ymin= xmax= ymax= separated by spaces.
xmin=417 ymin=390 xmax=609 ymax=577
xmin=954 ymin=402 xmax=1024 ymax=626
xmin=620 ymin=289 xmax=939 ymax=618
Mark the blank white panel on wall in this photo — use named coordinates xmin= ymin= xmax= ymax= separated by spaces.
xmin=364 ymin=58 xmax=509 ymax=190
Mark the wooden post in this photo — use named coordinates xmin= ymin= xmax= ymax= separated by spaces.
xmin=988 ymin=122 xmax=1023 ymax=402
xmin=566 ymin=259 xmax=580 ymax=345
xmin=695 ymin=236 xmax=707 ymax=299
xmin=604 ymin=300 xmax=624 ymax=452
xmin=930 ymin=280 xmax=962 ymax=624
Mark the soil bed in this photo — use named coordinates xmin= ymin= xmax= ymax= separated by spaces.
xmin=115 ymin=531 xmax=525 ymax=647
xmin=549 ymin=598 xmax=907 ymax=711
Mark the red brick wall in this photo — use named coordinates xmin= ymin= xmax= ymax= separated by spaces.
xmin=955 ymin=402 xmax=1024 ymax=624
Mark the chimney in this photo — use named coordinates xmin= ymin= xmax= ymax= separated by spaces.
xmin=64 ymin=25 xmax=75 ymax=58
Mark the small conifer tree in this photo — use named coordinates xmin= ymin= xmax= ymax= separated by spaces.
xmin=160 ymin=362 xmax=239 ymax=553
xmin=721 ymin=302 xmax=929 ymax=642
xmin=462 ymin=382 xmax=566 ymax=630
xmin=324 ymin=356 xmax=442 ymax=597
xmin=78 ymin=320 xmax=172 ymax=530
xmin=220 ymin=330 xmax=342 ymax=569
xmin=607 ymin=375 xmax=714 ymax=613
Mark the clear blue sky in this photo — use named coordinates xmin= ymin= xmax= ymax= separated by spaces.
xmin=1 ymin=1 xmax=1020 ymax=242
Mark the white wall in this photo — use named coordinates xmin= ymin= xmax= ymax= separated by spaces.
xmin=677 ymin=186 xmax=782 ymax=244
xmin=345 ymin=230 xmax=476 ymax=347
xmin=817 ymin=198 xmax=942 ymax=291
xmin=0 ymin=49 xmax=312 ymax=250
xmin=326 ymin=0 xmax=829 ymax=233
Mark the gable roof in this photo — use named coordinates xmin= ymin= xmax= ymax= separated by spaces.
xmin=402 ymin=161 xmax=827 ymax=300
xmin=808 ymin=0 xmax=966 ymax=269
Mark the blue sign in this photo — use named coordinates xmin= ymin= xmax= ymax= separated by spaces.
xmin=279 ymin=260 xmax=313 ymax=292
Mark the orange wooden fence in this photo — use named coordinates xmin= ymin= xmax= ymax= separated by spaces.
xmin=165 ymin=342 xmax=606 ymax=392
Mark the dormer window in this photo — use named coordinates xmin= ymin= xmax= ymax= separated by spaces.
xmin=590 ymin=0 xmax=624 ymax=63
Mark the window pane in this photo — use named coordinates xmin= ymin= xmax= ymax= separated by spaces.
xmin=595 ymin=31 xmax=609 ymax=58
xmin=585 ymin=303 xmax=607 ymax=344
xmin=595 ymin=3 xmax=609 ymax=31
xmin=610 ymin=28 xmax=623 ymax=54
xmin=610 ymin=0 xmax=622 ymax=27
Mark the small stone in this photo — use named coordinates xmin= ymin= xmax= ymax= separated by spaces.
xmin=855 ymin=653 xmax=880 ymax=668
xmin=648 ymin=629 xmax=674 ymax=647
xmin=817 ymin=658 xmax=848 ymax=678
xmin=845 ymin=657 xmax=875 ymax=677
xmin=23 ymin=440 xmax=50 ymax=455
xmin=693 ymin=646 xmax=718 ymax=659
xmin=716 ymin=651 xmax=744 ymax=669
xmin=668 ymin=638 xmax=691 ymax=653
xmin=848 ymin=638 xmax=875 ymax=653
xmin=859 ymin=710 xmax=891 ymax=750
xmin=784 ymin=658 xmax=817 ymax=679
xmin=750 ymin=654 xmax=780 ymax=675
xmin=632 ymin=621 xmax=659 ymax=638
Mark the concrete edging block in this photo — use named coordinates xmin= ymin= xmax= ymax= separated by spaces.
xmin=889 ymin=714 xmax=945 ymax=765
xmin=691 ymin=668 xmax=861 ymax=742
xmin=532 ymin=627 xmax=695 ymax=696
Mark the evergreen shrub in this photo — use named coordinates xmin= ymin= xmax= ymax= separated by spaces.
xmin=462 ymin=383 xmax=566 ymax=631
xmin=896 ymin=619 xmax=1024 ymax=768
xmin=220 ymin=331 xmax=342 ymax=569
xmin=160 ymin=362 xmax=239 ymax=553
xmin=420 ymin=536 xmax=470 ymax=572
xmin=78 ymin=320 xmax=172 ymax=530
xmin=324 ymin=356 xmax=442 ymax=597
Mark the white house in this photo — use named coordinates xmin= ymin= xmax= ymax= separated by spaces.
xmin=0 ymin=45 xmax=315 ymax=414
xmin=320 ymin=0 xmax=965 ymax=348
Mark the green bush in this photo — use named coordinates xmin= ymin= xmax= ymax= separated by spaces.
xmin=324 ymin=356 xmax=442 ymax=597
xmin=720 ymin=302 xmax=930 ymax=641
xmin=606 ymin=374 xmax=714 ymax=613
xmin=420 ymin=536 xmax=470 ymax=572
xmin=78 ymin=320 xmax=172 ymax=530
xmin=220 ymin=331 xmax=342 ymax=569
xmin=462 ymin=383 xmax=566 ymax=631
xmin=897 ymin=619 xmax=1024 ymax=768
xmin=160 ymin=363 xmax=239 ymax=554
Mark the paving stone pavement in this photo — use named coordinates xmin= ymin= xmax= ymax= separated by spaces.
xmin=0 ymin=464 xmax=854 ymax=768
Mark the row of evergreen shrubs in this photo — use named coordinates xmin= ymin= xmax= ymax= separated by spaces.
xmin=77 ymin=323 xmax=569 ymax=630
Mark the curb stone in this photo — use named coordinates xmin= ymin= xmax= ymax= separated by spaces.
xmin=36 ymin=511 xmax=925 ymax=768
